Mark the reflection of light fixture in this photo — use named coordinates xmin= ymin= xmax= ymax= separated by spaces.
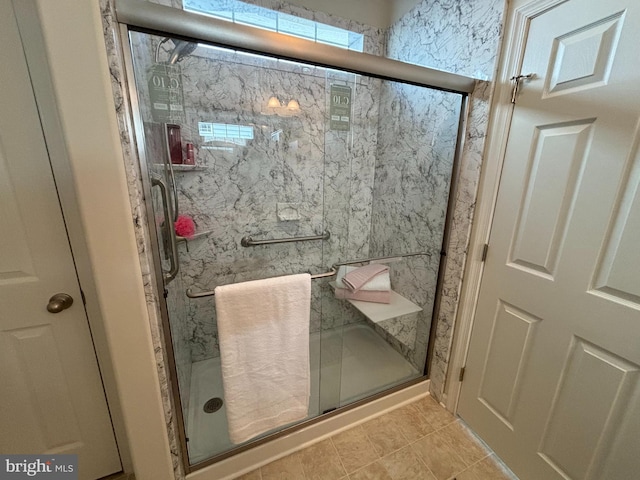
xmin=264 ymin=96 xmax=301 ymax=116
xmin=286 ymin=99 xmax=300 ymax=112
xmin=267 ymin=96 xmax=281 ymax=108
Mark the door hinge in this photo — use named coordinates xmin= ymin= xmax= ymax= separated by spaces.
xmin=510 ymin=73 xmax=535 ymax=103
xmin=481 ymin=243 xmax=489 ymax=262
xmin=459 ymin=366 xmax=466 ymax=382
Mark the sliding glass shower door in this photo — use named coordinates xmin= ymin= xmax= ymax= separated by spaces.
xmin=126 ymin=30 xmax=462 ymax=466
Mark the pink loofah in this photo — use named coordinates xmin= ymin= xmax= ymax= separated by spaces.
xmin=175 ymin=214 xmax=196 ymax=238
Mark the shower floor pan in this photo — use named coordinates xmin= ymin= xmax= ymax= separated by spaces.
xmin=186 ymin=322 xmax=419 ymax=464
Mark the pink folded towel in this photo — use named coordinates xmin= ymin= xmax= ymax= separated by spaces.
xmin=335 ymin=287 xmax=391 ymax=304
xmin=342 ymin=264 xmax=390 ymax=293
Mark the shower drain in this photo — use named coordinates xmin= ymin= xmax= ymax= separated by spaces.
xmin=203 ymin=397 xmax=224 ymax=413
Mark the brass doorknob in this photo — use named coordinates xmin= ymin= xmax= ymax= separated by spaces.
xmin=47 ymin=293 xmax=74 ymax=313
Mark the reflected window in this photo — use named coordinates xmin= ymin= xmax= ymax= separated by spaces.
xmin=199 ymin=121 xmax=254 ymax=146
xmin=184 ymin=0 xmax=364 ymax=51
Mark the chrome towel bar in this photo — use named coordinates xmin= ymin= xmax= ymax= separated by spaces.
xmin=241 ymin=230 xmax=330 ymax=247
xmin=185 ymin=251 xmax=432 ymax=299
xmin=333 ymin=251 xmax=431 ymax=267
xmin=186 ymin=268 xmax=337 ymax=298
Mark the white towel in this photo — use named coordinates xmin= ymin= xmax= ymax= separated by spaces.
xmin=336 ymin=265 xmax=391 ymax=291
xmin=215 ymin=274 xmax=311 ymax=444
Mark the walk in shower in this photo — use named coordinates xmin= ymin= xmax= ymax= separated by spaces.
xmin=118 ymin=0 xmax=474 ymax=471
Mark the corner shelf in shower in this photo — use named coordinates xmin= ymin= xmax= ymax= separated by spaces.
xmin=176 ymin=229 xmax=213 ymax=243
xmin=152 ymin=164 xmax=209 ymax=172
xmin=329 ymin=282 xmax=422 ymax=324
xmin=172 ymin=164 xmax=208 ymax=171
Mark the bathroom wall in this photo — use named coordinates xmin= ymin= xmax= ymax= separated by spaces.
xmin=127 ymin=0 xmax=503 ymax=388
xmin=128 ymin=0 xmax=385 ymax=392
xmin=167 ymin=50 xmax=382 ymax=361
xmin=185 ymin=0 xmax=385 ymax=55
xmin=370 ymin=80 xmax=462 ymax=370
xmin=99 ymin=2 xmax=185 ymax=477
xmin=125 ymin=37 xmax=196 ymax=425
xmin=160 ymin=1 xmax=469 ymax=373
xmin=384 ymin=0 xmax=506 ymax=399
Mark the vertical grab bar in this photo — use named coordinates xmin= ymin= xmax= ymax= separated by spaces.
xmin=152 ymin=175 xmax=180 ymax=283
xmin=162 ymin=123 xmax=180 ymax=221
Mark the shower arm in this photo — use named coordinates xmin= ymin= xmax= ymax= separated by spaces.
xmin=184 ymin=251 xmax=432 ymax=299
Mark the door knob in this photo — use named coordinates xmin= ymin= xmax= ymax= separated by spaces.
xmin=47 ymin=293 xmax=74 ymax=313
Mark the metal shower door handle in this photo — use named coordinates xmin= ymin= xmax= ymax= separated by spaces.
xmin=163 ymin=123 xmax=179 ymax=222
xmin=152 ymin=175 xmax=180 ymax=284
xmin=47 ymin=293 xmax=73 ymax=313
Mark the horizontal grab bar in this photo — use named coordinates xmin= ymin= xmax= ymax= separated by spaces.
xmin=333 ymin=251 xmax=431 ymax=268
xmin=241 ymin=230 xmax=330 ymax=247
xmin=185 ymin=251 xmax=431 ymax=299
xmin=186 ymin=268 xmax=338 ymax=298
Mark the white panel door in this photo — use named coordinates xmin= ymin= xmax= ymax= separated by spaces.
xmin=0 ymin=1 xmax=121 ymax=478
xmin=458 ymin=0 xmax=640 ymax=479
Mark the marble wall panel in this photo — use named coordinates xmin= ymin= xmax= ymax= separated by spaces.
xmin=166 ymin=273 xmax=193 ymax=423
xmin=175 ymin=53 xmax=325 ymax=361
xmin=319 ymin=69 xmax=380 ymax=333
xmin=135 ymin=45 xmax=384 ymax=361
xmin=99 ymin=2 xmax=185 ymax=478
xmin=370 ymin=75 xmax=461 ymax=370
xmin=385 ymin=0 xmax=506 ymax=400
xmin=387 ymin=0 xmax=504 ymax=80
xmin=176 ymin=0 xmax=385 ymax=56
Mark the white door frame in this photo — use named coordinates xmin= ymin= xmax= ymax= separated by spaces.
xmin=444 ymin=0 xmax=568 ymax=413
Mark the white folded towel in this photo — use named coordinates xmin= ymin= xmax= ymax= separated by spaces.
xmin=336 ymin=265 xmax=391 ymax=292
xmin=215 ymin=274 xmax=311 ymax=444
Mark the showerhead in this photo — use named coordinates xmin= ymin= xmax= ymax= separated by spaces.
xmin=168 ymin=39 xmax=198 ymax=65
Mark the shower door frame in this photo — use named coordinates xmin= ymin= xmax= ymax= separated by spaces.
xmin=116 ymin=0 xmax=475 ymax=473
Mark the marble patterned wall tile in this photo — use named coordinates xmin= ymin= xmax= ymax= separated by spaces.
xmin=429 ymin=81 xmax=495 ymax=399
xmin=385 ymin=0 xmax=506 ymax=400
xmin=136 ymin=46 xmax=385 ymax=361
xmin=182 ymin=0 xmax=385 ymax=56
xmin=166 ymin=274 xmax=193 ymax=423
xmin=319 ymin=70 xmax=381 ymax=333
xmin=387 ymin=0 xmax=504 ymax=80
xmin=377 ymin=313 xmax=418 ymax=351
xmin=370 ymin=78 xmax=461 ymax=369
xmin=99 ymin=1 xmax=186 ymax=478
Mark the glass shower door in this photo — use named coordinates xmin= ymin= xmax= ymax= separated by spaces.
xmin=126 ymin=28 xmax=463 ymax=467
xmin=144 ymin=115 xmax=193 ymax=430
xmin=128 ymin=31 xmax=340 ymax=464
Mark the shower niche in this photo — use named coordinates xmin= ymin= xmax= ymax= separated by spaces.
xmin=126 ymin=30 xmax=463 ymax=467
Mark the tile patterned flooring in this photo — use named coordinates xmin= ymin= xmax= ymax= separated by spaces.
xmin=233 ymin=395 xmax=518 ymax=480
